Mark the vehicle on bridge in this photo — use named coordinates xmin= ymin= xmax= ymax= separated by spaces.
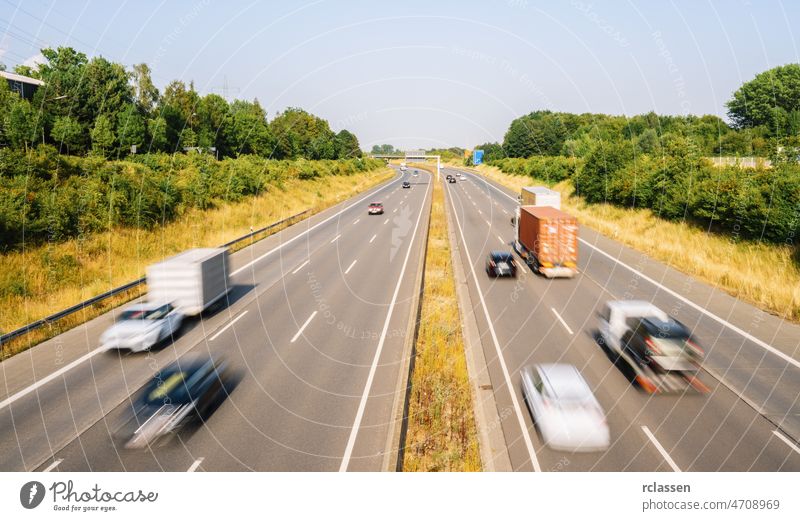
xmin=597 ymin=300 xmax=708 ymax=394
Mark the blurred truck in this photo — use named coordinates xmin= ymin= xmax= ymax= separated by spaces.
xmin=519 ymin=186 xmax=561 ymax=209
xmin=513 ymin=206 xmax=578 ymax=278
xmin=146 ymin=248 xmax=230 ymax=316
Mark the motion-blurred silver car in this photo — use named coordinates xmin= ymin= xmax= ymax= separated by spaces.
xmin=521 ymin=363 xmax=610 ymax=452
xmin=99 ymin=302 xmax=183 ymax=352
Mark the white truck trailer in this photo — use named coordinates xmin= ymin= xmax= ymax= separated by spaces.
xmin=146 ymin=248 xmax=230 ymax=316
xmin=519 ymin=186 xmax=561 ymax=209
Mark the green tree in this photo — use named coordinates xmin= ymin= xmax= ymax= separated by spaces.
xmin=334 ymin=129 xmax=361 ymax=158
xmin=90 ymin=114 xmax=115 ymax=155
xmin=147 ymin=116 xmax=168 ymax=152
xmin=51 ymin=116 xmax=84 ymax=154
xmin=130 ymin=63 xmax=159 ymax=114
xmin=270 ymin=108 xmax=336 ymax=159
xmin=116 ymin=104 xmax=145 ymax=154
xmin=727 ymin=64 xmax=800 ymax=134
xmin=4 ymin=97 xmax=37 ymax=151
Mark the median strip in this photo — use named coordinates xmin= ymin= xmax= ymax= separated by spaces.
xmin=402 ymin=169 xmax=481 ymax=472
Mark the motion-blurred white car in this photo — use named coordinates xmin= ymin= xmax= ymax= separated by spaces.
xmin=521 ymin=363 xmax=610 ymax=452
xmin=100 ymin=302 xmax=184 ymax=352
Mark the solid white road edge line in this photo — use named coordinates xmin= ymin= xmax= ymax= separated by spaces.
xmin=291 ymin=259 xmax=310 ymax=275
xmin=187 ymin=458 xmax=204 ymax=472
xmin=290 ymin=311 xmax=318 ymax=344
xmin=641 ymin=425 xmax=681 ymax=472
xmin=339 ymin=174 xmax=430 ymax=472
xmin=209 ymin=311 xmax=249 ymax=341
xmin=230 ymin=173 xmax=400 ymax=276
xmin=551 ymin=308 xmax=574 ymax=335
xmin=773 ymin=430 xmax=800 ymax=456
xmin=42 ymin=459 xmax=63 ymax=472
xmin=448 ymin=181 xmax=542 ymax=472
xmin=459 ymin=169 xmax=800 ymax=371
xmin=345 ymin=259 xmax=357 ymax=275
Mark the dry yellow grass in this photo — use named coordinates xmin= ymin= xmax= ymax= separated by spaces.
xmin=475 ymin=164 xmax=800 ymax=321
xmin=403 ymin=163 xmax=481 ymax=472
xmin=1 ymin=168 xmax=393 ymax=359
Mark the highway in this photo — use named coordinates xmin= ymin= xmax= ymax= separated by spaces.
xmin=0 ymin=168 xmax=431 ymax=471
xmin=441 ymin=166 xmax=800 ymax=472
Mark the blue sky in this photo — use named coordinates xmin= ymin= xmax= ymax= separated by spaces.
xmin=1 ymin=0 xmax=798 ymax=149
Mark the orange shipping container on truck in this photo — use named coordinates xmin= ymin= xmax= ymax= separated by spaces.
xmin=518 ymin=206 xmax=578 ymax=269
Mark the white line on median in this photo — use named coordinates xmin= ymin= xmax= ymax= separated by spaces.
xmin=187 ymin=458 xmax=204 ymax=472
xmin=773 ymin=430 xmax=800 ymax=456
xmin=369 ymin=234 xmax=377 ymax=243
xmin=642 ymin=426 xmax=681 ymax=472
xmin=447 ymin=183 xmax=541 ymax=472
xmin=345 ymin=259 xmax=357 ymax=275
xmin=230 ymin=173 xmax=401 ymax=277
xmin=551 ymin=308 xmax=574 ymax=335
xmin=291 ymin=311 xmax=318 ymax=343
xmin=42 ymin=459 xmax=63 ymax=472
xmin=330 ymin=234 xmax=341 ymax=243
xmin=209 ymin=311 xmax=249 ymax=341
xmin=458 ymin=168 xmax=800 ymax=371
xmin=339 ymin=178 xmax=430 ymax=472
xmin=291 ymin=259 xmax=310 ymax=275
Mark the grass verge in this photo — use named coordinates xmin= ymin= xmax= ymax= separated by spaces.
xmin=475 ymin=164 xmax=800 ymax=321
xmin=403 ymin=165 xmax=481 ymax=471
xmin=1 ymin=167 xmax=393 ymax=360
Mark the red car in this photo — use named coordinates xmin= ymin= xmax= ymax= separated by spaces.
xmin=368 ymin=202 xmax=384 ymax=215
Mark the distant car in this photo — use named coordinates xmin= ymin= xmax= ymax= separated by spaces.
xmin=368 ymin=202 xmax=384 ymax=215
xmin=120 ymin=356 xmax=233 ymax=449
xmin=448 ymin=176 xmax=456 ymax=183
xmin=459 ymin=173 xmax=465 ymax=179
xmin=402 ymin=181 xmax=411 ymax=188
xmin=521 ymin=364 xmax=610 ymax=452
xmin=486 ymin=251 xmax=516 ymax=277
xmin=99 ymin=302 xmax=183 ymax=352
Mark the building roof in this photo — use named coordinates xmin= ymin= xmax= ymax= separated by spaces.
xmin=0 ymin=70 xmax=45 ymax=86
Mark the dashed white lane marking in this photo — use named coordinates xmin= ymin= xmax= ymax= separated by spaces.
xmin=550 ymin=308 xmax=574 ymax=335
xmin=642 ymin=426 xmax=681 ymax=472
xmin=209 ymin=311 xmax=249 ymax=341
xmin=369 ymin=234 xmax=377 ymax=243
xmin=291 ymin=311 xmax=318 ymax=343
xmin=498 ymin=235 xmax=505 ymax=244
xmin=345 ymin=259 xmax=357 ymax=275
xmin=187 ymin=458 xmax=204 ymax=472
xmin=330 ymin=234 xmax=341 ymax=243
xmin=773 ymin=430 xmax=800 ymax=456
xmin=353 ymin=218 xmax=360 ymax=225
xmin=383 ymin=218 xmax=389 ymax=224
xmin=291 ymin=259 xmax=310 ymax=274
xmin=42 ymin=459 xmax=63 ymax=472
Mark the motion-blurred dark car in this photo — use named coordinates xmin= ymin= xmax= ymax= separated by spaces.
xmin=621 ymin=316 xmax=704 ymax=372
xmin=368 ymin=202 xmax=384 ymax=215
xmin=402 ymin=181 xmax=411 ymax=188
xmin=486 ymin=251 xmax=517 ymax=277
xmin=120 ymin=356 xmax=233 ymax=449
xmin=447 ymin=176 xmax=456 ymax=183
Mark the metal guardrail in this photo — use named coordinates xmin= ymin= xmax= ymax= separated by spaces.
xmin=0 ymin=209 xmax=312 ymax=346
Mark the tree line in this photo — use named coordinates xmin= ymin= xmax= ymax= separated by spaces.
xmin=478 ymin=64 xmax=800 ymax=244
xmin=1 ymin=47 xmax=362 ymax=160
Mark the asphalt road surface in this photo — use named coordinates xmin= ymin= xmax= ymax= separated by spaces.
xmin=441 ymin=166 xmax=800 ymax=472
xmin=0 ymin=168 xmax=431 ymax=472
